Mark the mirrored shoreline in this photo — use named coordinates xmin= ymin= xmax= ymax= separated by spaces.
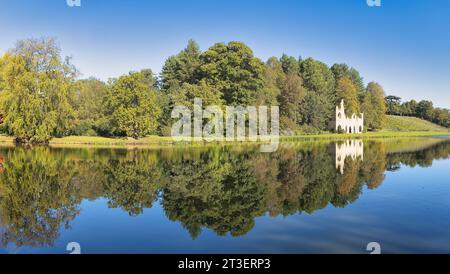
xmin=1 ymin=137 xmax=450 ymax=253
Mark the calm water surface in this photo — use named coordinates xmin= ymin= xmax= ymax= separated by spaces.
xmin=0 ymin=137 xmax=450 ymax=254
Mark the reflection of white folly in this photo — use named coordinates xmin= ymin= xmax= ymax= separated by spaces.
xmin=331 ymin=100 xmax=364 ymax=134
xmin=336 ymin=140 xmax=364 ymax=174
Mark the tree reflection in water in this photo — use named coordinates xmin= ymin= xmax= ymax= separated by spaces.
xmin=0 ymin=138 xmax=450 ymax=247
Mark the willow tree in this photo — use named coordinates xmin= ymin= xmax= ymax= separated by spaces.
xmin=0 ymin=38 xmax=76 ymax=144
xmin=105 ymin=71 xmax=161 ymax=139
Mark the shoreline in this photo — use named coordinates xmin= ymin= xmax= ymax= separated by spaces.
xmin=0 ymin=131 xmax=449 ymax=148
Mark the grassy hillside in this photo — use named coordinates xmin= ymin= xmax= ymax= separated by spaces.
xmin=383 ymin=115 xmax=449 ymax=132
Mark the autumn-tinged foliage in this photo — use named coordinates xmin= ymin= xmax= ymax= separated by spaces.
xmin=362 ymin=82 xmax=388 ymax=130
xmin=0 ymin=38 xmax=447 ymax=143
xmin=335 ymin=77 xmax=360 ymax=116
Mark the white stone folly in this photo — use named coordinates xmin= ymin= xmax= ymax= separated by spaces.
xmin=332 ymin=100 xmax=364 ymax=134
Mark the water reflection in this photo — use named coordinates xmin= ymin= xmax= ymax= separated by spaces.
xmin=335 ymin=140 xmax=364 ymax=174
xmin=0 ymin=138 xmax=449 ymax=249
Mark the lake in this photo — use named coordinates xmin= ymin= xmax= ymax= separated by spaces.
xmin=0 ymin=137 xmax=450 ymax=254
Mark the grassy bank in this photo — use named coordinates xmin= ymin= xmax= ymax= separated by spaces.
xmin=280 ymin=131 xmax=449 ymax=142
xmin=384 ymin=115 xmax=448 ymax=132
xmin=284 ymin=116 xmax=449 ymax=141
xmin=0 ymin=130 xmax=448 ymax=147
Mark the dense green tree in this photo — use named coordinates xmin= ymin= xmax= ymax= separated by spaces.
xmin=385 ymin=95 xmax=402 ymax=115
xmin=258 ymin=57 xmax=283 ymax=106
xmin=362 ymin=82 xmax=387 ymax=130
xmin=432 ymin=108 xmax=450 ymax=127
xmin=0 ymin=38 xmax=76 ymax=143
xmin=105 ymin=71 xmax=161 ymax=139
xmin=300 ymin=58 xmax=336 ymax=130
xmin=72 ymin=78 xmax=108 ymax=136
xmin=348 ymin=68 xmax=365 ymax=93
xmin=331 ymin=63 xmax=365 ymax=97
xmin=400 ymin=100 xmax=418 ymax=116
xmin=280 ymin=54 xmax=300 ymax=75
xmin=157 ymin=80 xmax=223 ymax=136
xmin=416 ymin=100 xmax=434 ymax=121
xmin=278 ymin=72 xmax=306 ymax=128
xmin=161 ymin=39 xmax=201 ymax=91
xmin=331 ymin=63 xmax=350 ymax=81
xmin=198 ymin=41 xmax=265 ymax=106
xmin=180 ymin=80 xmax=223 ymax=107
xmin=335 ymin=77 xmax=360 ymax=116
xmin=301 ymin=90 xmax=330 ymax=132
xmin=140 ymin=68 xmax=159 ymax=89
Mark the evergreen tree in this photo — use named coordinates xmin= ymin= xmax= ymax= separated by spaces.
xmin=161 ymin=39 xmax=201 ymax=91
xmin=300 ymin=58 xmax=336 ymax=130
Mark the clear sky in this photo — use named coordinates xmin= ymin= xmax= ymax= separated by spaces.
xmin=1 ymin=0 xmax=449 ymax=108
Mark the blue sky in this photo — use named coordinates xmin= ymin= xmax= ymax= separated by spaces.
xmin=1 ymin=0 xmax=449 ymax=108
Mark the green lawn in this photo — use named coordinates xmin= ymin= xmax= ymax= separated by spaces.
xmin=281 ymin=116 xmax=449 ymax=141
xmin=383 ymin=115 xmax=448 ymax=132
xmin=50 ymin=135 xmax=175 ymax=145
xmin=0 ymin=115 xmax=448 ymax=146
xmin=281 ymin=131 xmax=449 ymax=141
xmin=0 ymin=131 xmax=447 ymax=147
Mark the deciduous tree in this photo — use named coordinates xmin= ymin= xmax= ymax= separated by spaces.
xmin=0 ymin=38 xmax=76 ymax=144
xmin=335 ymin=77 xmax=360 ymax=116
xmin=105 ymin=71 xmax=161 ymax=139
xmin=362 ymin=82 xmax=387 ymax=131
xmin=198 ymin=41 xmax=265 ymax=106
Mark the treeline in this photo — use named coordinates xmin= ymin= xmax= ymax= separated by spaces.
xmin=386 ymin=96 xmax=450 ymax=128
xmin=0 ymin=38 xmax=447 ymax=143
xmin=2 ymin=140 xmax=450 ymax=247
